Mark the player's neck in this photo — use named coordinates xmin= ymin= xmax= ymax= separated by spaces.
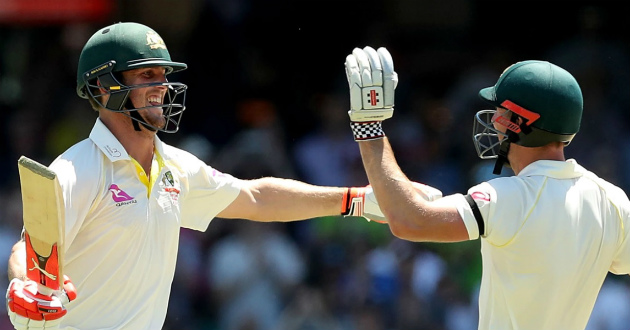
xmin=99 ymin=112 xmax=156 ymax=170
xmin=120 ymin=130 xmax=155 ymax=174
xmin=509 ymin=143 xmax=565 ymax=175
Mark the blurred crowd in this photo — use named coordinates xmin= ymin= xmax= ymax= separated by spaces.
xmin=1 ymin=1 xmax=629 ymax=329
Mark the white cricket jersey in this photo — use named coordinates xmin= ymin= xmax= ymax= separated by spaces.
xmin=452 ymin=159 xmax=630 ymax=330
xmin=48 ymin=118 xmax=242 ymax=330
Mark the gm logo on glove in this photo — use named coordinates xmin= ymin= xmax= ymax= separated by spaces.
xmin=365 ymin=88 xmax=383 ymax=108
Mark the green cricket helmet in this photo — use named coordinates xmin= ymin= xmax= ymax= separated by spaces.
xmin=472 ymin=60 xmax=583 ymax=174
xmin=76 ymin=22 xmax=188 ymax=133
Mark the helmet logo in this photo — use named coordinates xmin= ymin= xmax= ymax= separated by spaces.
xmin=496 ymin=100 xmax=541 ymax=133
xmin=146 ymin=30 xmax=167 ymax=50
xmin=492 ymin=112 xmax=521 ymax=133
xmin=500 ymin=100 xmax=540 ymax=125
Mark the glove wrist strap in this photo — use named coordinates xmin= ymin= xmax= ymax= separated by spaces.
xmin=341 ymin=187 xmax=365 ymax=217
xmin=350 ymin=121 xmax=385 ymax=141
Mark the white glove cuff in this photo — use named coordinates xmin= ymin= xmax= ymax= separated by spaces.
xmin=350 ymin=121 xmax=385 ymax=141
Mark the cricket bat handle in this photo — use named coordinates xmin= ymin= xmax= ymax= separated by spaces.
xmin=25 ymin=231 xmax=62 ymax=292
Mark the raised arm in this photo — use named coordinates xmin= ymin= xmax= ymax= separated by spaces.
xmin=358 ymin=138 xmax=468 ymax=242
xmin=343 ymin=46 xmax=469 ymax=242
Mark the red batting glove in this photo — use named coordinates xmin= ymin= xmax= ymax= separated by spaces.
xmin=6 ymin=275 xmax=77 ymax=329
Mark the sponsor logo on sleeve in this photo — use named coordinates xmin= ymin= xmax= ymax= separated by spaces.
xmin=211 ymin=169 xmax=224 ymax=177
xmin=470 ymin=191 xmax=490 ymax=202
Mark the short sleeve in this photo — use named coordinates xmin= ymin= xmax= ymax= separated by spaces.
xmin=178 ymin=160 xmax=242 ymax=231
xmin=467 ymin=179 xmax=529 ymax=246
xmin=610 ymin=213 xmax=630 ymax=275
xmin=448 ymin=193 xmax=481 ymax=240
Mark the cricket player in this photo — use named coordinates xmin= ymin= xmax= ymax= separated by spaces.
xmin=4 ymin=22 xmax=442 ymax=330
xmin=344 ymin=47 xmax=630 ymax=329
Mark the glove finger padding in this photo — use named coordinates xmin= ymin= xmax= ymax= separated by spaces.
xmin=56 ymin=275 xmax=77 ymax=305
xmin=378 ymin=47 xmax=398 ymax=108
xmin=363 ymin=187 xmax=387 ymax=223
xmin=345 ymin=54 xmax=363 ymax=112
xmin=10 ymin=314 xmax=61 ymax=330
xmin=363 ymin=47 xmax=383 ymax=86
xmin=353 ymin=48 xmax=374 ymax=87
xmin=410 ymin=181 xmax=443 ymax=201
xmin=345 ymin=46 xmax=397 ymax=123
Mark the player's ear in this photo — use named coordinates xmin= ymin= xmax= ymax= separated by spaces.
xmin=94 ymin=80 xmax=108 ymax=105
xmin=95 ymin=79 xmax=108 ymax=94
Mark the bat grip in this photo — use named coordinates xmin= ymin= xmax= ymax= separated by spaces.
xmin=37 ymin=283 xmax=54 ymax=296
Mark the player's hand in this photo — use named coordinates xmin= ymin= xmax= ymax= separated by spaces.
xmin=345 ymin=46 xmax=398 ymax=141
xmin=345 ymin=46 xmax=398 ymax=122
xmin=341 ymin=182 xmax=442 ymax=223
xmin=6 ymin=275 xmax=77 ymax=330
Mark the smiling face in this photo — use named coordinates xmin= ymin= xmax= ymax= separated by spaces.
xmin=121 ymin=66 xmax=169 ymax=130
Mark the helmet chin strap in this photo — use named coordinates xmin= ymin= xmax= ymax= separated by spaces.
xmin=492 ymin=112 xmax=522 ymax=175
xmin=493 ymin=140 xmax=510 ymax=175
xmin=98 ymin=75 xmax=156 ymax=132
xmin=125 ymin=99 xmax=157 ymax=132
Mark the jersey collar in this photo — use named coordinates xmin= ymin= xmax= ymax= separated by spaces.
xmin=89 ymin=118 xmax=166 ymax=163
xmin=518 ymin=159 xmax=585 ymax=179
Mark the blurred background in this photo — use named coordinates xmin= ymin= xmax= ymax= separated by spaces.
xmin=1 ymin=0 xmax=630 ymax=329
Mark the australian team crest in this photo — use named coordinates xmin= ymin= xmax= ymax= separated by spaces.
xmin=146 ymin=30 xmax=167 ymax=50
xmin=163 ymin=171 xmax=175 ymax=186
xmin=161 ymin=171 xmax=180 ymax=203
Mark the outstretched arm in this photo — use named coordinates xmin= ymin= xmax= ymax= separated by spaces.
xmin=217 ymin=177 xmax=346 ymax=221
xmin=343 ymin=46 xmax=468 ymax=242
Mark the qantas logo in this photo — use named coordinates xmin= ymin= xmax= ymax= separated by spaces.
xmin=109 ymin=184 xmax=137 ymax=206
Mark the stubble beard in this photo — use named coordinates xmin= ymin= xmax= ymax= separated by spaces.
xmin=142 ymin=107 xmax=166 ymax=130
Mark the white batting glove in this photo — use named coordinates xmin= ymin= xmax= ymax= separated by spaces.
xmin=342 ymin=182 xmax=442 ymax=223
xmin=345 ymin=46 xmax=398 ymax=141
